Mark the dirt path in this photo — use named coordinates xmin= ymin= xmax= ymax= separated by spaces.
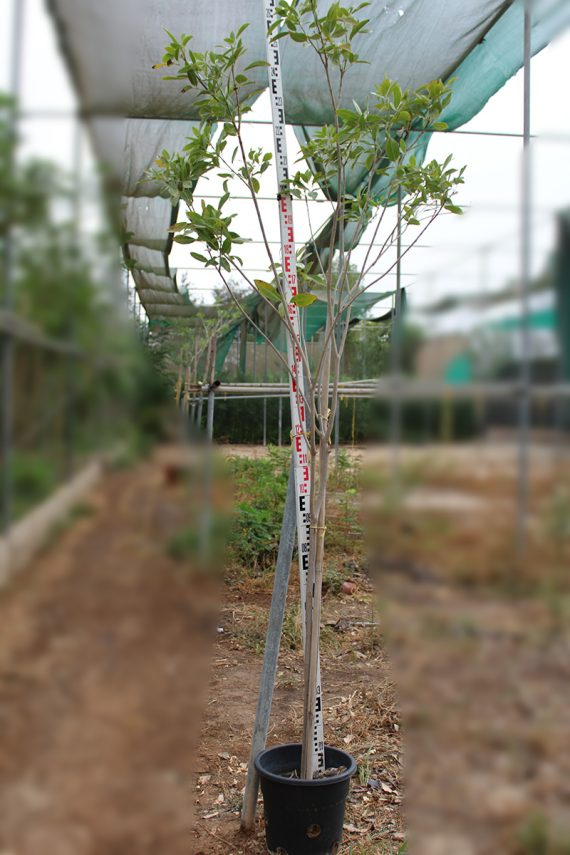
xmin=0 ymin=452 xmax=398 ymax=855
xmin=0 ymin=457 xmax=216 ymax=855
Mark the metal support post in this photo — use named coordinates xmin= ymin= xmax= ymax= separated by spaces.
xmin=200 ymin=336 xmax=217 ymax=561
xmin=516 ymin=0 xmax=533 ymax=555
xmin=63 ymin=118 xmax=83 ymax=479
xmin=205 ymin=337 xmax=217 ymax=445
xmin=334 ymin=322 xmax=342 ymax=465
xmin=1 ymin=0 xmax=26 ymax=533
xmin=263 ymin=304 xmax=268 ymax=446
xmin=390 ymin=189 xmax=403 ymax=486
xmin=240 ymin=462 xmax=296 ymax=831
xmin=278 ymin=329 xmax=284 ymax=446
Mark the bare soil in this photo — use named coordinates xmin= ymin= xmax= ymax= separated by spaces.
xmin=1 ymin=443 xmax=569 ymax=855
xmin=0 ymin=449 xmax=398 ymax=855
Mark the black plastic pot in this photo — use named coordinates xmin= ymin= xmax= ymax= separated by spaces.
xmin=254 ymin=743 xmax=357 ymax=855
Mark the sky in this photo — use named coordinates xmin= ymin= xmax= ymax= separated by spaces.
xmin=2 ymin=0 xmax=570 ymax=336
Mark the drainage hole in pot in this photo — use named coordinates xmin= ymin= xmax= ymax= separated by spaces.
xmin=306 ymin=824 xmax=322 ymax=839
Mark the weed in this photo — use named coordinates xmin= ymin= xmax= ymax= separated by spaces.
xmin=233 ymin=607 xmax=267 ymax=654
xmin=282 ymin=603 xmax=302 ymax=651
xmin=329 ymin=453 xmax=359 ymax=492
xmin=168 ymin=525 xmax=200 ymax=560
xmin=266 ymin=444 xmax=291 ymax=476
xmin=229 ymin=502 xmax=281 ymax=570
xmin=70 ymin=502 xmax=95 ymax=520
xmin=347 ymin=841 xmax=406 ymax=854
xmin=516 ymin=814 xmax=570 ymax=855
xmin=542 ymin=487 xmax=570 ymax=550
xmin=323 ymin=561 xmax=345 ymax=596
xmin=357 ymin=749 xmax=372 ymax=786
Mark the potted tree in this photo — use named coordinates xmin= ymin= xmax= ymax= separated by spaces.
xmin=152 ymin=2 xmax=464 ymax=851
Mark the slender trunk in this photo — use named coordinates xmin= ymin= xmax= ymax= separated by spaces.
xmin=175 ymin=362 xmax=183 ymax=406
xmin=301 ymin=437 xmax=330 ymax=778
xmin=301 ymin=316 xmax=334 ymax=779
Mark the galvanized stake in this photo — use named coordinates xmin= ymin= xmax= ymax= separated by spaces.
xmin=516 ymin=0 xmax=533 ymax=555
xmin=263 ymin=303 xmax=268 ymax=446
xmin=240 ymin=461 xmax=296 ymax=831
xmin=390 ymin=189 xmax=403 ymax=487
xmin=1 ymin=0 xmax=26 ymax=534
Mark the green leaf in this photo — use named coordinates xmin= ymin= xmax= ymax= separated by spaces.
xmin=385 ymin=136 xmax=399 ymax=161
xmin=254 ymin=279 xmax=280 ymax=302
xmin=173 ymin=235 xmax=194 ymax=244
xmin=244 ymin=60 xmax=269 ymax=71
xmin=190 ymin=251 xmax=208 ymax=263
xmin=308 ymin=289 xmax=329 ymax=303
xmin=291 ymin=293 xmax=317 ymax=307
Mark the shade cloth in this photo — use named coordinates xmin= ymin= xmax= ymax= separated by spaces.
xmin=46 ymin=0 xmax=570 ymax=318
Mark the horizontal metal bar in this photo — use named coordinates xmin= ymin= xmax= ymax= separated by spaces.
xmin=188 ymin=380 xmax=570 ymax=401
xmin=18 ymin=110 xmax=570 ymax=145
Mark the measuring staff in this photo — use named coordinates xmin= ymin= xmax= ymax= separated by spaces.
xmin=263 ymin=0 xmax=325 ymax=777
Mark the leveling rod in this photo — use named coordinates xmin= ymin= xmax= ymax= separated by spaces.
xmin=264 ymin=0 xmax=324 ymax=776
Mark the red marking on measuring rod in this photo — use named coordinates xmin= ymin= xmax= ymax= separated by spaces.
xmin=264 ymin=0 xmax=324 ymax=776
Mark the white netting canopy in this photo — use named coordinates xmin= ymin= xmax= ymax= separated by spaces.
xmin=47 ymin=0 xmax=570 ymax=318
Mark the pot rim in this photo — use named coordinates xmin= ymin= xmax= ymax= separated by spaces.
xmin=254 ymin=742 xmax=357 ymax=787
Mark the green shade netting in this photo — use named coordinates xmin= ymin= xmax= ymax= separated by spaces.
xmin=489 ymin=308 xmax=557 ymax=332
xmin=445 ymin=353 xmax=474 ymax=384
xmin=215 ymin=288 xmax=392 ymax=373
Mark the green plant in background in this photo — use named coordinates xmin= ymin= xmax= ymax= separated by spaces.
xmin=1 ymin=93 xmax=173 ymax=525
xmin=229 ymin=502 xmax=282 ymax=570
xmin=516 ymin=814 xmax=570 ymax=855
xmin=538 ymin=486 xmax=570 ymax=626
xmin=225 ymin=453 xmax=289 ymax=570
xmin=323 ymin=561 xmax=345 ymax=595
xmin=152 ymin=0 xmax=465 ymax=775
xmin=542 ymin=486 xmax=570 ymax=554
xmin=11 ymin=453 xmax=57 ymax=521
xmin=266 ymin=443 xmax=292 ymax=474
xmin=0 ymin=94 xmax=60 ymax=251
xmin=148 ymin=283 xmax=243 ymax=398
